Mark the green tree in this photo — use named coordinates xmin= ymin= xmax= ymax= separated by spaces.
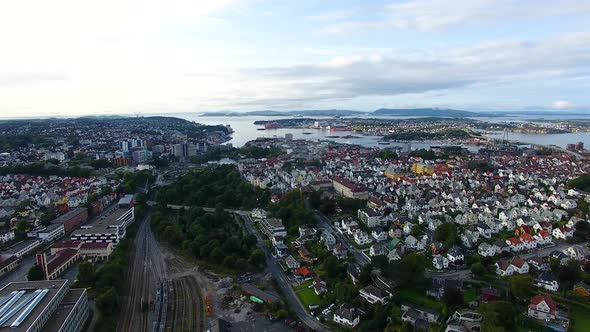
xmin=443 ymin=286 xmax=464 ymax=308
xmin=248 ymin=249 xmax=266 ymax=267
xmin=15 ymin=220 xmax=29 ymax=238
xmin=77 ymin=261 xmax=96 ymax=286
xmin=471 ymin=262 xmax=486 ymax=277
xmin=479 ymin=302 xmax=517 ymax=331
xmin=510 ymin=274 xmax=533 ymax=300
xmin=390 ymin=253 xmax=428 ymax=289
xmin=27 ymin=264 xmax=45 ymax=281
xmin=96 ymin=287 xmax=119 ymax=315
xmin=433 ymin=223 xmax=458 ymax=249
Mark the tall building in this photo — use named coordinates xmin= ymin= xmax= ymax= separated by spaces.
xmin=172 ymin=142 xmax=198 ymax=157
xmin=131 ymin=149 xmax=152 ymax=164
xmin=0 ymin=280 xmax=89 ymax=332
xmin=119 ymin=138 xmax=145 ymax=152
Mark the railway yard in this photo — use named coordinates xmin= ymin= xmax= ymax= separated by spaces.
xmin=118 ymin=213 xmax=207 ymax=332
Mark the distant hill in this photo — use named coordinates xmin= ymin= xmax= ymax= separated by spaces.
xmin=202 ymin=108 xmax=505 ymax=118
xmin=201 ymin=110 xmax=363 ymax=117
xmin=372 ymin=108 xmax=480 ymax=117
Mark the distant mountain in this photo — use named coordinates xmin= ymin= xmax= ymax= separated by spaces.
xmin=201 ymin=110 xmax=363 ymax=117
xmin=202 ymin=108 xmax=506 ymax=118
xmin=373 ymin=108 xmax=481 ymax=117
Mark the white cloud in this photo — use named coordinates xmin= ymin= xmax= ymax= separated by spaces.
xmin=553 ymin=100 xmax=573 ymax=109
xmin=306 ymin=9 xmax=358 ymax=22
xmin=319 ymin=0 xmax=590 ymax=33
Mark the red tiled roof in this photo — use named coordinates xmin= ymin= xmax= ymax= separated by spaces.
xmin=507 ymin=237 xmax=521 ymax=245
xmin=530 ymin=294 xmax=557 ymax=312
xmin=294 ymin=266 xmax=313 ymax=277
xmin=511 ymin=257 xmax=526 ymax=268
xmin=46 ymin=249 xmax=78 ymax=273
xmin=332 ymin=177 xmax=366 ymax=192
xmin=51 ymin=241 xmax=83 ymax=249
xmin=81 ymin=242 xmax=111 ymax=249
xmin=519 ymin=233 xmax=534 ymax=242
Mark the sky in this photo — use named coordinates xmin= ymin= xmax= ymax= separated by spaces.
xmin=1 ymin=0 xmax=590 ymax=117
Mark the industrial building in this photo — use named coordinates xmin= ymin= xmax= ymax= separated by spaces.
xmin=0 ymin=280 xmax=89 ymax=332
xmin=70 ymin=204 xmax=134 ymax=247
xmin=50 ymin=209 xmax=88 ymax=234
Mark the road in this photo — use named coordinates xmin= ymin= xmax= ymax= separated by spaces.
xmin=237 ymin=212 xmax=330 ymax=332
xmin=426 ymin=241 xmax=588 ymax=280
xmin=312 ymin=210 xmax=371 ymax=267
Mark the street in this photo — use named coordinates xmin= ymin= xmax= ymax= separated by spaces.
xmin=312 ymin=211 xmax=371 ymax=266
xmin=238 ymin=212 xmax=330 ymax=332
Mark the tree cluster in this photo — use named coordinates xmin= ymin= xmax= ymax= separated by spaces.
xmin=569 ymin=173 xmax=590 ymax=192
xmin=157 ymin=165 xmax=269 ymax=209
xmin=268 ymin=190 xmax=315 ymax=235
xmin=150 ymin=206 xmax=263 ymax=272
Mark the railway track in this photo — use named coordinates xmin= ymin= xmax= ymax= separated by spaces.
xmin=170 ymin=276 xmax=203 ymax=332
xmin=119 ymin=216 xmax=151 ymax=332
xmin=119 ymin=210 xmax=206 ymax=332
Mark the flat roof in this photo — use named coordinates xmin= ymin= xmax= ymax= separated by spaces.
xmin=240 ymin=284 xmax=281 ymax=303
xmin=50 ymin=208 xmax=87 ymax=225
xmin=71 ymin=207 xmax=131 ymax=236
xmin=118 ymin=194 xmax=134 ymax=205
xmin=0 ymin=240 xmax=40 ymax=255
xmin=43 ymin=289 xmax=86 ymax=332
xmin=40 ymin=223 xmax=63 ymax=233
xmin=0 ymin=280 xmax=68 ymax=332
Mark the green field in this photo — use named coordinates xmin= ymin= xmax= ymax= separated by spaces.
xmin=296 ymin=288 xmax=321 ymax=309
xmin=571 ymin=306 xmax=590 ymax=331
xmin=294 ymin=280 xmax=313 ymax=291
xmin=463 ymin=287 xmax=477 ymax=303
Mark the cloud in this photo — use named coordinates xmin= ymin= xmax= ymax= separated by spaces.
xmin=237 ymin=32 xmax=590 ymax=106
xmin=0 ymin=72 xmax=68 ymax=87
xmin=553 ymin=100 xmax=573 ymax=109
xmin=305 ymin=9 xmax=358 ymax=22
xmin=319 ymin=0 xmax=590 ymax=33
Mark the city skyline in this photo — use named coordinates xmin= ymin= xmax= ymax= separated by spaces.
xmin=1 ymin=0 xmax=590 ymax=117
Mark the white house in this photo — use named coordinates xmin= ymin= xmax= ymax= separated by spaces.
xmin=496 ymin=257 xmax=529 ymax=276
xmin=0 ymin=230 xmax=15 ymax=243
xmin=527 ymin=295 xmax=557 ymax=321
xmin=354 ymin=231 xmax=372 ymax=246
xmin=432 ymin=255 xmax=449 ymax=270
xmin=552 ymin=227 xmax=574 ymax=240
xmin=534 ymin=230 xmax=552 ymax=245
xmin=359 ymin=285 xmax=391 ymax=305
xmin=371 ymin=228 xmax=388 ymax=242
xmin=478 ymin=243 xmax=498 ymax=257
xmin=358 ymin=208 xmax=381 ymax=228
xmin=333 ymin=306 xmax=360 ymax=328
xmin=370 ymin=243 xmax=387 ymax=257
xmin=447 ymin=247 xmax=464 ymax=264
xmin=535 ymin=271 xmax=559 ymax=292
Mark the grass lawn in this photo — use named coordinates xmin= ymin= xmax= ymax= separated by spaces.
xmin=296 ymin=288 xmax=321 ymax=309
xmin=352 ymin=242 xmax=373 ymax=250
xmin=463 ymin=287 xmax=477 ymax=303
xmin=570 ymin=306 xmax=590 ymax=331
xmin=397 ymin=288 xmax=445 ymax=312
xmin=294 ymin=280 xmax=313 ymax=291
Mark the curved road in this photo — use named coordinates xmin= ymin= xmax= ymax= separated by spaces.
xmin=238 ymin=212 xmax=330 ymax=332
